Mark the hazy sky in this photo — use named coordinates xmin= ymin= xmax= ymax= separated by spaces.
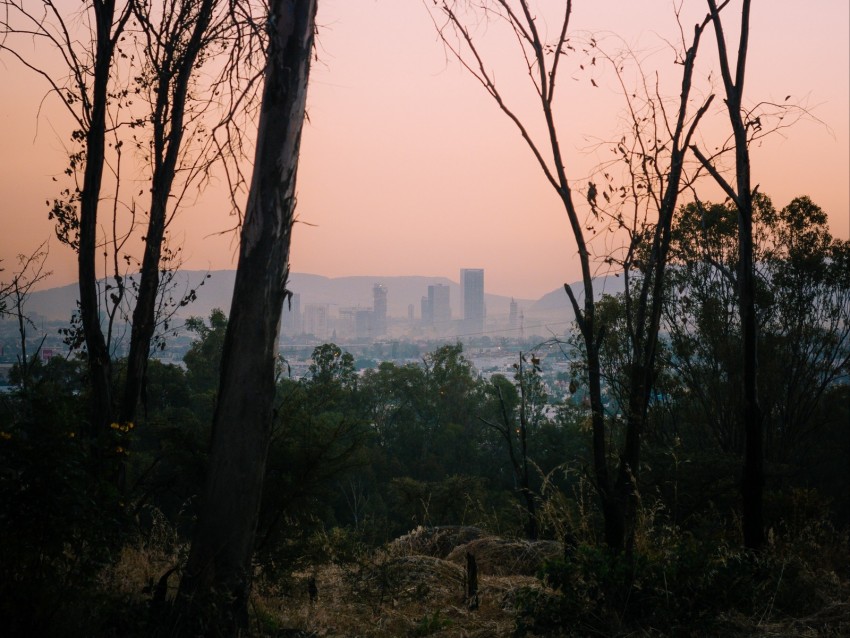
xmin=1 ymin=0 xmax=848 ymax=300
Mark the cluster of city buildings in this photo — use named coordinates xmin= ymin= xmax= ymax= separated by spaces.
xmin=280 ymin=283 xmax=388 ymax=340
xmin=279 ymin=268 xmax=523 ymax=342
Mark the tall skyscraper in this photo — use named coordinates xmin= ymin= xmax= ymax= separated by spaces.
xmin=460 ymin=268 xmax=485 ymax=334
xmin=421 ymin=295 xmax=432 ymax=325
xmin=373 ymin=284 xmax=387 ymax=336
xmin=428 ymin=284 xmax=451 ymax=326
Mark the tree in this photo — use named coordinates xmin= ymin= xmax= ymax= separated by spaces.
xmin=119 ymin=0 xmax=227 ymax=425
xmin=308 ymin=343 xmax=357 ymax=389
xmin=689 ymin=0 xmax=764 ymax=549
xmin=480 ymin=353 xmax=548 ymax=539
xmin=422 ymin=343 xmax=485 ymax=478
xmin=665 ymin=195 xmax=850 ymax=467
xmin=430 ymin=0 xmax=714 ymax=550
xmin=0 ymin=243 xmax=52 ymax=392
xmin=1 ymin=0 xmax=133 ymax=431
xmin=257 ymin=344 xmax=367 ymax=567
xmin=176 ymin=0 xmax=318 ymax=631
xmin=184 ymin=308 xmax=230 ymax=399
xmin=360 ymin=360 xmax=432 ymax=473
xmin=1 ymin=0 xmax=248 ymax=437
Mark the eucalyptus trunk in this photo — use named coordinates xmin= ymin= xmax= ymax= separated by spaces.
xmin=177 ymin=0 xmax=317 ymax=632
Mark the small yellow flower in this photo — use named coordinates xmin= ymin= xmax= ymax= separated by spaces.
xmin=110 ymin=422 xmax=120 ymax=430
xmin=69 ymin=432 xmax=76 ymax=439
xmin=116 ymin=446 xmax=124 ymax=454
xmin=0 ymin=431 xmax=11 ymax=440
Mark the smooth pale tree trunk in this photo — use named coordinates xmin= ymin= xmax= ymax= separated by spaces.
xmin=176 ymin=0 xmax=317 ymax=632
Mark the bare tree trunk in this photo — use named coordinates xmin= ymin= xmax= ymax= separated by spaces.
xmin=698 ymin=0 xmax=764 ymax=550
xmin=614 ymin=23 xmax=713 ymax=545
xmin=78 ymin=0 xmax=126 ymax=433
xmin=432 ymin=1 xmax=713 ymax=552
xmin=177 ymin=0 xmax=317 ymax=632
xmin=120 ymin=0 xmax=216 ymax=425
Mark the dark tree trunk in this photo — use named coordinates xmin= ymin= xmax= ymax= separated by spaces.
xmin=584 ymin=324 xmax=624 ymax=550
xmin=739 ymin=197 xmax=764 ymax=550
xmin=614 ymin=36 xmax=711 ymax=547
xmin=705 ymin=0 xmax=764 ymax=550
xmin=78 ymin=0 xmax=123 ymax=433
xmin=176 ymin=0 xmax=317 ymax=632
xmin=120 ymin=0 xmax=214 ymax=425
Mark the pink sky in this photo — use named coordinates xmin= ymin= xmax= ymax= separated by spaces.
xmin=1 ymin=0 xmax=848 ymax=300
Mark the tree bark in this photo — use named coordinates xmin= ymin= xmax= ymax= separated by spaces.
xmin=176 ymin=0 xmax=317 ymax=632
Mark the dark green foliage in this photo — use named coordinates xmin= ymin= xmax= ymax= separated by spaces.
xmin=0 ymin=357 xmax=128 ymax=637
xmin=256 ymin=346 xmax=369 ymax=574
xmin=665 ymin=195 xmax=850 ymax=463
xmin=516 ymin=524 xmax=848 ymax=637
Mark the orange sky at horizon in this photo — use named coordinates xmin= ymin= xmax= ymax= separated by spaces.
xmin=1 ymin=0 xmax=848 ymax=301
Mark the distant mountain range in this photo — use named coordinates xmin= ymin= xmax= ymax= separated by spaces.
xmin=24 ymin=270 xmax=625 ymax=324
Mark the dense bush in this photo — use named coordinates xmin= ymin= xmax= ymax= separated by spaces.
xmin=515 ymin=517 xmax=849 ymax=637
xmin=0 ymin=357 xmax=128 ymax=636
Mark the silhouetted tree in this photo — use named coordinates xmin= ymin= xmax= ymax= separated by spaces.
xmin=177 ymin=0 xmax=318 ymax=632
xmin=430 ymin=0 xmax=714 ymax=550
xmin=0 ymin=242 xmax=52 ymax=392
xmin=480 ymin=354 xmax=547 ymax=540
xmin=120 ymin=0 xmax=226 ymax=425
xmin=1 ymin=0 xmax=134 ymax=431
xmin=690 ymin=0 xmax=763 ymax=549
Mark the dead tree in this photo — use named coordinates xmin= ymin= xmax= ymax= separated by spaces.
xmin=691 ymin=0 xmax=763 ymax=550
xmin=119 ymin=0 xmax=223 ymax=425
xmin=431 ymin=0 xmax=714 ymax=550
xmin=0 ymin=243 xmax=52 ymax=392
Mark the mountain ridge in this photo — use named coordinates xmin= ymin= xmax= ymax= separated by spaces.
xmin=22 ymin=270 xmax=624 ymax=323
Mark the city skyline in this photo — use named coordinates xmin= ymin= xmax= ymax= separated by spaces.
xmin=282 ymin=270 xmax=495 ymax=340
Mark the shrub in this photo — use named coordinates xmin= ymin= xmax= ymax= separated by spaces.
xmin=0 ymin=360 xmax=128 ymax=636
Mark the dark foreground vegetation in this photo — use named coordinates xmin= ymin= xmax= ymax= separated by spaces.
xmin=1 ymin=195 xmax=848 ymax=637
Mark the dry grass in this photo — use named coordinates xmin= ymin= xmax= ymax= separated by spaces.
xmin=253 ymin=561 xmax=540 ymax=637
xmin=97 ymin=519 xmax=850 ymax=638
xmin=388 ymin=526 xmax=486 ymax=559
xmin=445 ymin=538 xmax=561 ymax=577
